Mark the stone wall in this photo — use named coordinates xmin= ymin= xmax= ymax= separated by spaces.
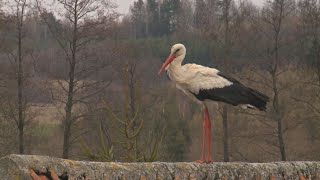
xmin=0 ymin=154 xmax=319 ymax=179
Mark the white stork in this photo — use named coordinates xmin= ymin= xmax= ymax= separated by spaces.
xmin=158 ymin=44 xmax=269 ymax=163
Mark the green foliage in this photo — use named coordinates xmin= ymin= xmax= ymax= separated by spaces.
xmin=142 ymin=128 xmax=165 ymax=162
xmin=161 ymin=94 xmax=191 ymax=162
xmin=32 ymin=123 xmax=57 ymax=140
xmin=194 ymin=0 xmax=208 ymax=27
xmin=81 ymin=123 xmax=114 ymax=162
xmin=164 ymin=119 xmax=191 ymax=161
xmin=306 ymin=39 xmax=320 ymax=67
xmin=159 ymin=0 xmax=181 ymax=36
xmin=130 ymin=0 xmax=147 ymax=38
xmin=146 ymin=0 xmax=160 ymax=36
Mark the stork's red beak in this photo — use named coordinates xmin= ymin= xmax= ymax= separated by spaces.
xmin=158 ymin=54 xmax=175 ymax=75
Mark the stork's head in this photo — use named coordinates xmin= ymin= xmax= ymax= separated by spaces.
xmin=158 ymin=43 xmax=186 ymax=75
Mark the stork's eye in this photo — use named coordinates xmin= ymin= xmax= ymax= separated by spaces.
xmin=175 ymin=49 xmax=180 ymax=53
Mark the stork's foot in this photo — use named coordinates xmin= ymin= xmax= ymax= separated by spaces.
xmin=206 ymin=155 xmax=212 ymax=163
xmin=194 ymin=159 xmax=213 ymax=164
xmin=194 ymin=159 xmax=206 ymax=163
xmin=29 ymin=169 xmax=59 ymax=180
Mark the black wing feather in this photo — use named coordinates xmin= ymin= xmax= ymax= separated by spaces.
xmin=192 ymin=72 xmax=270 ymax=111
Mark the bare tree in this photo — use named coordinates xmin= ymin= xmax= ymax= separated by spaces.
xmin=247 ymin=0 xmax=295 ymax=161
xmin=0 ymin=0 xmax=36 ymax=154
xmin=16 ymin=0 xmax=26 ymax=154
xmin=293 ymin=0 xmax=320 ymax=148
xmin=214 ymin=0 xmax=249 ymax=162
xmin=36 ymin=0 xmax=118 ymax=158
xmin=263 ymin=0 xmax=294 ymax=161
xmin=219 ymin=0 xmax=234 ymax=162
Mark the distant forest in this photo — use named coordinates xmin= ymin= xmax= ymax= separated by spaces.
xmin=0 ymin=0 xmax=319 ymax=162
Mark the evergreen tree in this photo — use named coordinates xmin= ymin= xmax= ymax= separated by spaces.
xmin=194 ymin=0 xmax=208 ymax=27
xmin=130 ymin=0 xmax=147 ymax=38
xmin=159 ymin=0 xmax=181 ymax=36
xmin=206 ymin=0 xmax=219 ymax=27
xmin=146 ymin=0 xmax=160 ymax=36
xmin=176 ymin=0 xmax=194 ymax=33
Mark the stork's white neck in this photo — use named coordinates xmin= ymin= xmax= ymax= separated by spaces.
xmin=166 ymin=55 xmax=185 ymax=82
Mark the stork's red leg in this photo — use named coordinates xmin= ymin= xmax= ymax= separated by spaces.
xmin=202 ymin=116 xmax=207 ymax=162
xmin=204 ymin=107 xmax=212 ymax=163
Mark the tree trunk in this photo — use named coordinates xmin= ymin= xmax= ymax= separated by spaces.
xmin=273 ymin=22 xmax=286 ymax=160
xmin=277 ymin=116 xmax=286 ymax=161
xmin=272 ymin=73 xmax=286 ymax=161
xmin=18 ymin=125 xmax=24 ymax=154
xmin=17 ymin=5 xmax=24 ymax=154
xmin=63 ymin=58 xmax=76 ymax=159
xmin=62 ymin=116 xmax=71 ymax=158
xmin=222 ymin=0 xmax=231 ymax=162
xmin=145 ymin=13 xmax=149 ymax=37
xmin=63 ymin=56 xmax=76 ymax=158
xmin=62 ymin=2 xmax=78 ymax=158
xmin=273 ymin=86 xmax=286 ymax=161
xmin=18 ymin=38 xmax=24 ymax=154
xmin=222 ymin=105 xmax=229 ymax=162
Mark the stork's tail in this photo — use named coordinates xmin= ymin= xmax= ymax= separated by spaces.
xmin=247 ymin=88 xmax=270 ymax=111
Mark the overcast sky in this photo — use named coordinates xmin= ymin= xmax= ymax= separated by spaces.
xmin=114 ymin=0 xmax=265 ymax=15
